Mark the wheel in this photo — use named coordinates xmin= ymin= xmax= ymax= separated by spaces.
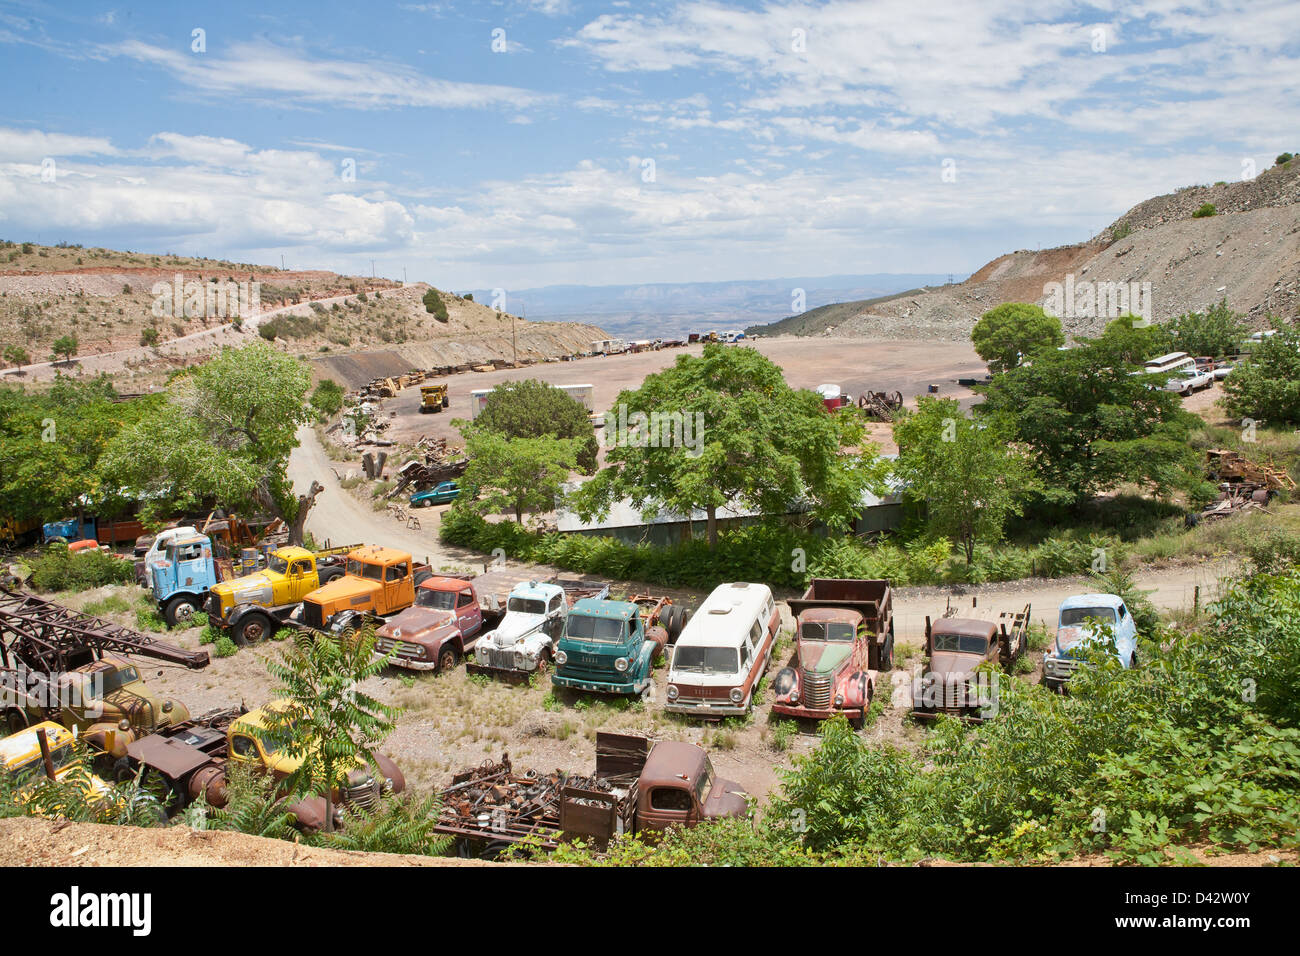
xmin=5 ymin=708 xmax=28 ymax=735
xmin=414 ymin=568 xmax=433 ymax=587
xmin=437 ymin=644 xmax=460 ymax=673
xmin=662 ymin=605 xmax=680 ymax=640
xmin=112 ymin=756 xmax=136 ymax=784
xmin=318 ymin=566 xmax=343 ymax=584
xmin=163 ymin=595 xmax=198 ymax=628
xmin=534 ymin=649 xmax=550 ymax=675
xmin=1129 ymin=651 xmax=1138 ymax=668
xmin=442 ymin=396 xmax=449 ymax=408
xmin=234 ymin=613 xmax=272 ymax=646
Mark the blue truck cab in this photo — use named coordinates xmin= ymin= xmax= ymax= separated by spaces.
xmin=552 ymin=598 xmax=667 ymax=697
xmin=42 ymin=517 xmax=95 ymax=543
xmin=149 ymin=533 xmax=221 ymax=627
xmin=1043 ymin=593 xmax=1138 ymax=692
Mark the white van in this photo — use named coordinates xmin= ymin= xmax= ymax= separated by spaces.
xmin=665 ymin=582 xmax=780 ymax=717
xmin=1141 ymin=352 xmax=1206 ymax=394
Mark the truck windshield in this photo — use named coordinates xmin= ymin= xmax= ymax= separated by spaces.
xmin=1060 ymin=607 xmax=1118 ymax=627
xmin=932 ymin=632 xmax=988 ymax=655
xmin=347 ymin=560 xmax=384 ymax=580
xmin=696 ymin=756 xmax=714 ymax=802
xmin=801 ymin=622 xmax=855 ymax=642
xmin=566 ymin=615 xmax=626 ymax=642
xmin=673 ymin=646 xmax=739 ymax=673
xmin=417 ymin=589 xmax=457 ymax=610
xmin=508 ymin=597 xmax=546 ymax=615
xmin=8 ymin=745 xmax=75 ymax=788
xmin=268 ymin=553 xmax=289 ymax=574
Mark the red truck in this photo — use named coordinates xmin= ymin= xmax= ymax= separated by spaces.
xmin=912 ymin=599 xmax=1029 ymax=722
xmin=772 ymin=578 xmax=894 ymax=729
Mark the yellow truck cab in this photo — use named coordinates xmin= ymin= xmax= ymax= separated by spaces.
xmin=207 ymin=544 xmax=356 ymax=645
xmin=1 ymin=721 xmax=111 ymax=802
xmin=297 ymin=546 xmax=432 ymax=634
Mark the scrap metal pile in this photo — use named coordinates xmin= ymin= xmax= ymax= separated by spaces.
xmin=857 ymin=390 xmax=904 ymax=421
xmin=1198 ymin=449 xmax=1296 ymax=521
xmin=386 ymin=437 xmax=469 ymax=498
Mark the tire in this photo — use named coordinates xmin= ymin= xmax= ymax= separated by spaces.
xmin=535 ymin=648 xmax=551 ymax=675
xmin=318 ymin=566 xmax=343 ymax=585
xmin=442 ymin=396 xmax=449 ymax=408
xmin=163 ymin=594 xmax=198 ymax=628
xmin=112 ymin=756 xmax=136 ymax=784
xmin=1129 ymin=651 xmax=1138 ymax=668
xmin=414 ymin=568 xmax=433 ymax=587
xmin=234 ymin=613 xmax=273 ymax=646
xmin=5 ymin=708 xmax=28 ymax=735
xmin=437 ymin=644 xmax=460 ymax=673
xmin=662 ymin=605 xmax=680 ymax=640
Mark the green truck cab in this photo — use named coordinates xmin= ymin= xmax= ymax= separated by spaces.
xmin=551 ymin=597 xmax=676 ymax=697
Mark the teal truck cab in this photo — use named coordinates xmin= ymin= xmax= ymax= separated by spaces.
xmin=552 ymin=595 xmax=679 ymax=697
xmin=149 ymin=534 xmax=226 ymax=627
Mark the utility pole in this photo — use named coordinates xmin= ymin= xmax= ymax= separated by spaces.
xmin=403 ymin=267 xmax=407 ymax=285
xmin=280 ymin=254 xmax=285 ymax=270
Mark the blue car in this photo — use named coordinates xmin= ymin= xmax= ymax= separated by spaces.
xmin=1043 ymin=593 xmax=1139 ymax=692
xmin=410 ymin=481 xmax=461 ymax=507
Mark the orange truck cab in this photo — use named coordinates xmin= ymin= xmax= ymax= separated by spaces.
xmin=296 ymin=546 xmax=432 ymax=634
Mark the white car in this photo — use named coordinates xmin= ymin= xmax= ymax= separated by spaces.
xmin=1043 ymin=593 xmax=1139 ymax=692
xmin=470 ymin=581 xmax=571 ymax=676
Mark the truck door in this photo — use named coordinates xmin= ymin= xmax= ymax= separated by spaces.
xmin=384 ymin=561 xmax=411 ymax=614
xmin=457 ymin=587 xmax=482 ymax=637
xmin=545 ymin=593 xmax=564 ymax=641
xmin=643 ymin=786 xmax=693 ymax=832
xmin=288 ymin=559 xmax=315 ymax=602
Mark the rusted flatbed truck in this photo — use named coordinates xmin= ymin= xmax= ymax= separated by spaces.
xmin=773 ymin=578 xmax=894 ymax=728
xmin=912 ymin=598 xmax=1030 ymax=722
xmin=435 ymin=731 xmax=748 ymax=858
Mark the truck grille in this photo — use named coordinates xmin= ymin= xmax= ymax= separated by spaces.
xmin=205 ymin=594 xmax=221 ymax=620
xmin=301 ymin=601 xmax=324 ymax=630
xmin=476 ymin=645 xmax=516 ymax=670
xmin=344 ymin=778 xmax=379 ymax=810
xmin=801 ymin=670 xmax=832 ymax=708
xmin=374 ymin=637 xmax=424 ymax=661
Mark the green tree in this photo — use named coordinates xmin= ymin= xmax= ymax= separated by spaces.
xmin=422 ymin=288 xmax=448 ymax=322
xmin=1277 ymin=153 xmax=1295 ymax=166
xmin=474 ymin=379 xmax=599 ymax=473
xmin=1222 ymin=326 xmax=1300 ymax=424
xmin=100 ymin=341 xmax=320 ymax=543
xmin=971 ymin=303 xmax=1064 ymax=374
xmin=980 ymin=340 xmax=1198 ymax=506
xmin=1168 ymin=299 xmax=1246 ymax=358
xmin=49 ymin=334 xmax=78 ymax=364
xmin=309 ymin=378 xmax=345 ymax=420
xmin=892 ymin=396 xmax=1038 ymax=563
xmin=3 ymin=345 xmax=30 ymax=371
xmin=1089 ymin=314 xmax=1173 ymax=364
xmin=456 ymin=428 xmax=580 ymax=524
xmin=569 ymin=344 xmax=887 ymax=548
xmin=260 ymin=628 xmax=398 ymax=833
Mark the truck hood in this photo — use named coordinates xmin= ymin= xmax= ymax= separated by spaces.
xmin=797 ymin=641 xmax=853 ymax=675
xmin=481 ymin=613 xmax=547 ymax=648
xmin=928 ymin=651 xmax=981 ymax=678
xmin=306 ymin=576 xmax=379 ymax=606
xmin=1055 ymin=625 xmax=1108 ymax=658
xmin=703 ymin=775 xmax=749 ymax=819
xmin=211 ymin=572 xmax=274 ymax=602
xmin=376 ymin=607 xmax=457 ymax=644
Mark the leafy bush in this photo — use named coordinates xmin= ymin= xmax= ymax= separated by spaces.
xmin=307 ymin=792 xmax=452 ymax=856
xmin=310 ymin=379 xmax=345 ymax=420
xmin=1223 ymin=326 xmax=1300 ymax=424
xmin=214 ymin=636 xmax=239 ymax=657
xmin=28 ymin=546 xmax=134 ymax=592
xmin=422 ymin=288 xmax=449 ymax=322
xmin=1242 ymin=527 xmax=1300 ymax=575
xmin=1192 ymin=202 xmax=1216 ymax=218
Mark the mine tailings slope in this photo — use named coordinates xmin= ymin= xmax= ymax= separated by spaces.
xmin=759 ymin=159 xmax=1300 ymax=342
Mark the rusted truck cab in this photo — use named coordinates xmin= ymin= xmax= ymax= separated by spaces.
xmin=912 ymin=602 xmax=1029 ymax=722
xmin=635 ymin=739 xmax=748 ymax=833
xmin=373 ymin=576 xmax=486 ymax=672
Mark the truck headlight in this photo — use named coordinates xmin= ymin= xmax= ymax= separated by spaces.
xmin=833 ymin=694 xmax=844 ymax=707
xmin=514 ymin=651 xmax=529 ymax=669
xmin=478 ymin=648 xmax=491 ymax=663
xmin=666 ymin=684 xmax=679 ymax=701
xmin=554 ymin=650 xmax=567 ymax=665
xmin=729 ymin=687 xmax=744 ymax=704
xmin=614 ymin=657 xmax=629 ymax=672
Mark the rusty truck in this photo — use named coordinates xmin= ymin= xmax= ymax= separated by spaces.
xmin=434 ymin=731 xmax=748 ymax=857
xmin=912 ymin=598 xmax=1030 ymax=722
xmin=123 ymin=700 xmax=406 ymax=829
xmin=772 ymin=578 xmax=894 ymax=729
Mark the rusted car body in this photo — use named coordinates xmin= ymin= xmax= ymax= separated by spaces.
xmin=373 ymin=576 xmax=489 ymax=672
xmin=912 ymin=601 xmax=1029 ymax=722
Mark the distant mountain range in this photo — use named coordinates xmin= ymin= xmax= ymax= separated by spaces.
xmin=467 ymin=274 xmax=953 ymax=339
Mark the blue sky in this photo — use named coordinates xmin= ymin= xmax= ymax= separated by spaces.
xmin=0 ymin=0 xmax=1296 ymax=290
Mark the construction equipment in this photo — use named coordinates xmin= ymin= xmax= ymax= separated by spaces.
xmin=0 ymin=588 xmax=209 ymax=673
xmin=857 ymin=390 xmax=904 ymax=421
xmin=419 ymin=383 xmax=449 ymax=413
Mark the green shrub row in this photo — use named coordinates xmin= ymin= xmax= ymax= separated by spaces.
xmin=27 ymin=546 xmax=135 ymax=592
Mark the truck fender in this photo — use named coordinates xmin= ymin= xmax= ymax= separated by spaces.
xmin=189 ymin=764 xmax=228 ymax=808
xmin=772 ymin=667 xmax=798 ymax=697
xmin=844 ymin=672 xmax=870 ymax=708
xmin=373 ymin=752 xmax=406 ymax=795
xmin=83 ymin=722 xmax=137 ymax=759
xmin=287 ymin=795 xmax=330 ymax=832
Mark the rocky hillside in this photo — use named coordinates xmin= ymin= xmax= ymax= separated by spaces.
xmin=752 ymin=158 xmax=1300 ymax=342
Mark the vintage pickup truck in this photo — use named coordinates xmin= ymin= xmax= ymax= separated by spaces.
xmin=911 ymin=599 xmax=1030 ymax=722
xmin=772 ymin=578 xmax=894 ymax=728
xmin=434 ymin=731 xmax=748 ymax=857
xmin=1043 ymin=593 xmax=1138 ymax=692
xmin=469 ymin=579 xmax=610 ymax=679
xmin=551 ymin=595 xmax=678 ymax=697
xmin=373 ymin=576 xmax=490 ymax=672
xmin=294 ymin=546 xmax=433 ymax=636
